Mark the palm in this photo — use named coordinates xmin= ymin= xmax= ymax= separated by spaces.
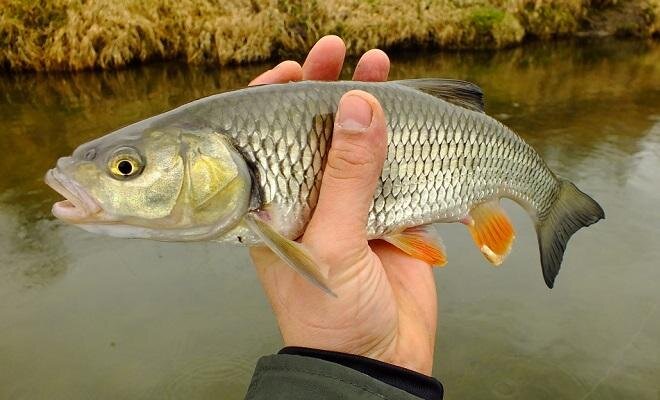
xmin=250 ymin=240 xmax=436 ymax=373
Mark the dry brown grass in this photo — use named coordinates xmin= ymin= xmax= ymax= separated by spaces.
xmin=1 ymin=0 xmax=658 ymax=71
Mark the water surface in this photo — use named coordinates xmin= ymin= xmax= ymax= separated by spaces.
xmin=1 ymin=39 xmax=659 ymax=399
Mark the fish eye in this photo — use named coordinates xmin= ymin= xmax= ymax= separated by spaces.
xmin=108 ymin=148 xmax=143 ymax=179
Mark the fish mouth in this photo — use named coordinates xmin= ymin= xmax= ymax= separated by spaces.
xmin=45 ymin=168 xmax=104 ymax=223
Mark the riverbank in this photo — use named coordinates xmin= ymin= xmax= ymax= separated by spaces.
xmin=1 ymin=0 xmax=659 ymax=71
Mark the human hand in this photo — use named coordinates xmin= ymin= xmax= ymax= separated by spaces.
xmin=248 ymin=36 xmax=438 ymax=375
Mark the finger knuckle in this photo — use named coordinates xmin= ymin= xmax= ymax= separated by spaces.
xmin=325 ymin=140 xmax=376 ymax=182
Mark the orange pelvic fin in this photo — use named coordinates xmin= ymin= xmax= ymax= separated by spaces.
xmin=464 ymin=201 xmax=516 ymax=266
xmin=383 ymin=226 xmax=447 ymax=266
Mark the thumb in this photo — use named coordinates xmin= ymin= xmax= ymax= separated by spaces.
xmin=303 ymin=90 xmax=388 ymax=269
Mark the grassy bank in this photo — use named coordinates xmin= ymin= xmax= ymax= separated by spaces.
xmin=1 ymin=0 xmax=659 ymax=71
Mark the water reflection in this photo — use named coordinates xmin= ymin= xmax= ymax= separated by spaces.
xmin=0 ymin=205 xmax=68 ymax=291
xmin=0 ymin=38 xmax=658 ymax=399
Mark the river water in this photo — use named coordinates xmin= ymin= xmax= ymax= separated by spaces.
xmin=1 ymin=38 xmax=658 ymax=399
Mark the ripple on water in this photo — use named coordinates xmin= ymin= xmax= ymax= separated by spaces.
xmin=146 ymin=354 xmax=255 ymax=399
xmin=482 ymin=354 xmax=589 ymax=399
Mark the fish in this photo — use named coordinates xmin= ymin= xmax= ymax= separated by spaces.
xmin=45 ymin=79 xmax=605 ymax=295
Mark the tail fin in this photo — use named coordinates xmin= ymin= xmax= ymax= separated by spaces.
xmin=536 ymin=179 xmax=605 ymax=288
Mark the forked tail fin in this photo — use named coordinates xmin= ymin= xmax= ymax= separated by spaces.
xmin=536 ymin=179 xmax=605 ymax=288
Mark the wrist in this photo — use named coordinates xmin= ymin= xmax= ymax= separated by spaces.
xmin=281 ymin=335 xmax=434 ymax=376
xmin=278 ymin=316 xmax=435 ymax=376
xmin=372 ymin=343 xmax=435 ymax=376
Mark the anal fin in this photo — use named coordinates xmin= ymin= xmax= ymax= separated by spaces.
xmin=383 ymin=226 xmax=447 ymax=266
xmin=464 ymin=201 xmax=516 ymax=266
xmin=244 ymin=212 xmax=336 ymax=297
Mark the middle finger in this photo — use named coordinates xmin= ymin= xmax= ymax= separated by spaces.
xmin=302 ymin=35 xmax=346 ymax=80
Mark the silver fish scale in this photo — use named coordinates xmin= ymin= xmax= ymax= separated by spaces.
xmin=198 ymin=81 xmax=560 ymax=238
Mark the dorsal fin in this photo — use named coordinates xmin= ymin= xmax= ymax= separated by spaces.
xmin=394 ymin=78 xmax=485 ymax=112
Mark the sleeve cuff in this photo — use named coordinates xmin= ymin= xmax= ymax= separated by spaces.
xmin=279 ymin=346 xmax=443 ymax=400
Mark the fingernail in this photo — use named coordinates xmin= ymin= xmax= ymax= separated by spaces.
xmin=336 ymin=94 xmax=373 ymax=132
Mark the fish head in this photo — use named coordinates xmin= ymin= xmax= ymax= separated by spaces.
xmin=45 ymin=123 xmax=253 ymax=241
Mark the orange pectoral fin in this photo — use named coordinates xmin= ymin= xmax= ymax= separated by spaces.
xmin=383 ymin=226 xmax=447 ymax=266
xmin=464 ymin=201 xmax=516 ymax=266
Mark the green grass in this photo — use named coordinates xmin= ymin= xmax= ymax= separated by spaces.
xmin=471 ymin=6 xmax=506 ymax=34
xmin=1 ymin=0 xmax=658 ymax=71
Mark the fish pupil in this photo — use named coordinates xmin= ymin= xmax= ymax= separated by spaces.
xmin=118 ymin=160 xmax=133 ymax=175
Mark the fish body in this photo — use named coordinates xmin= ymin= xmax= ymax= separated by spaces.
xmin=204 ymin=81 xmax=556 ymax=241
xmin=45 ymin=79 xmax=604 ymax=292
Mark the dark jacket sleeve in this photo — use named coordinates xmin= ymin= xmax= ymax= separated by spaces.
xmin=245 ymin=347 xmax=443 ymax=400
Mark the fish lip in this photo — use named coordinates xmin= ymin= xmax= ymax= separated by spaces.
xmin=44 ymin=168 xmax=105 ymax=222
